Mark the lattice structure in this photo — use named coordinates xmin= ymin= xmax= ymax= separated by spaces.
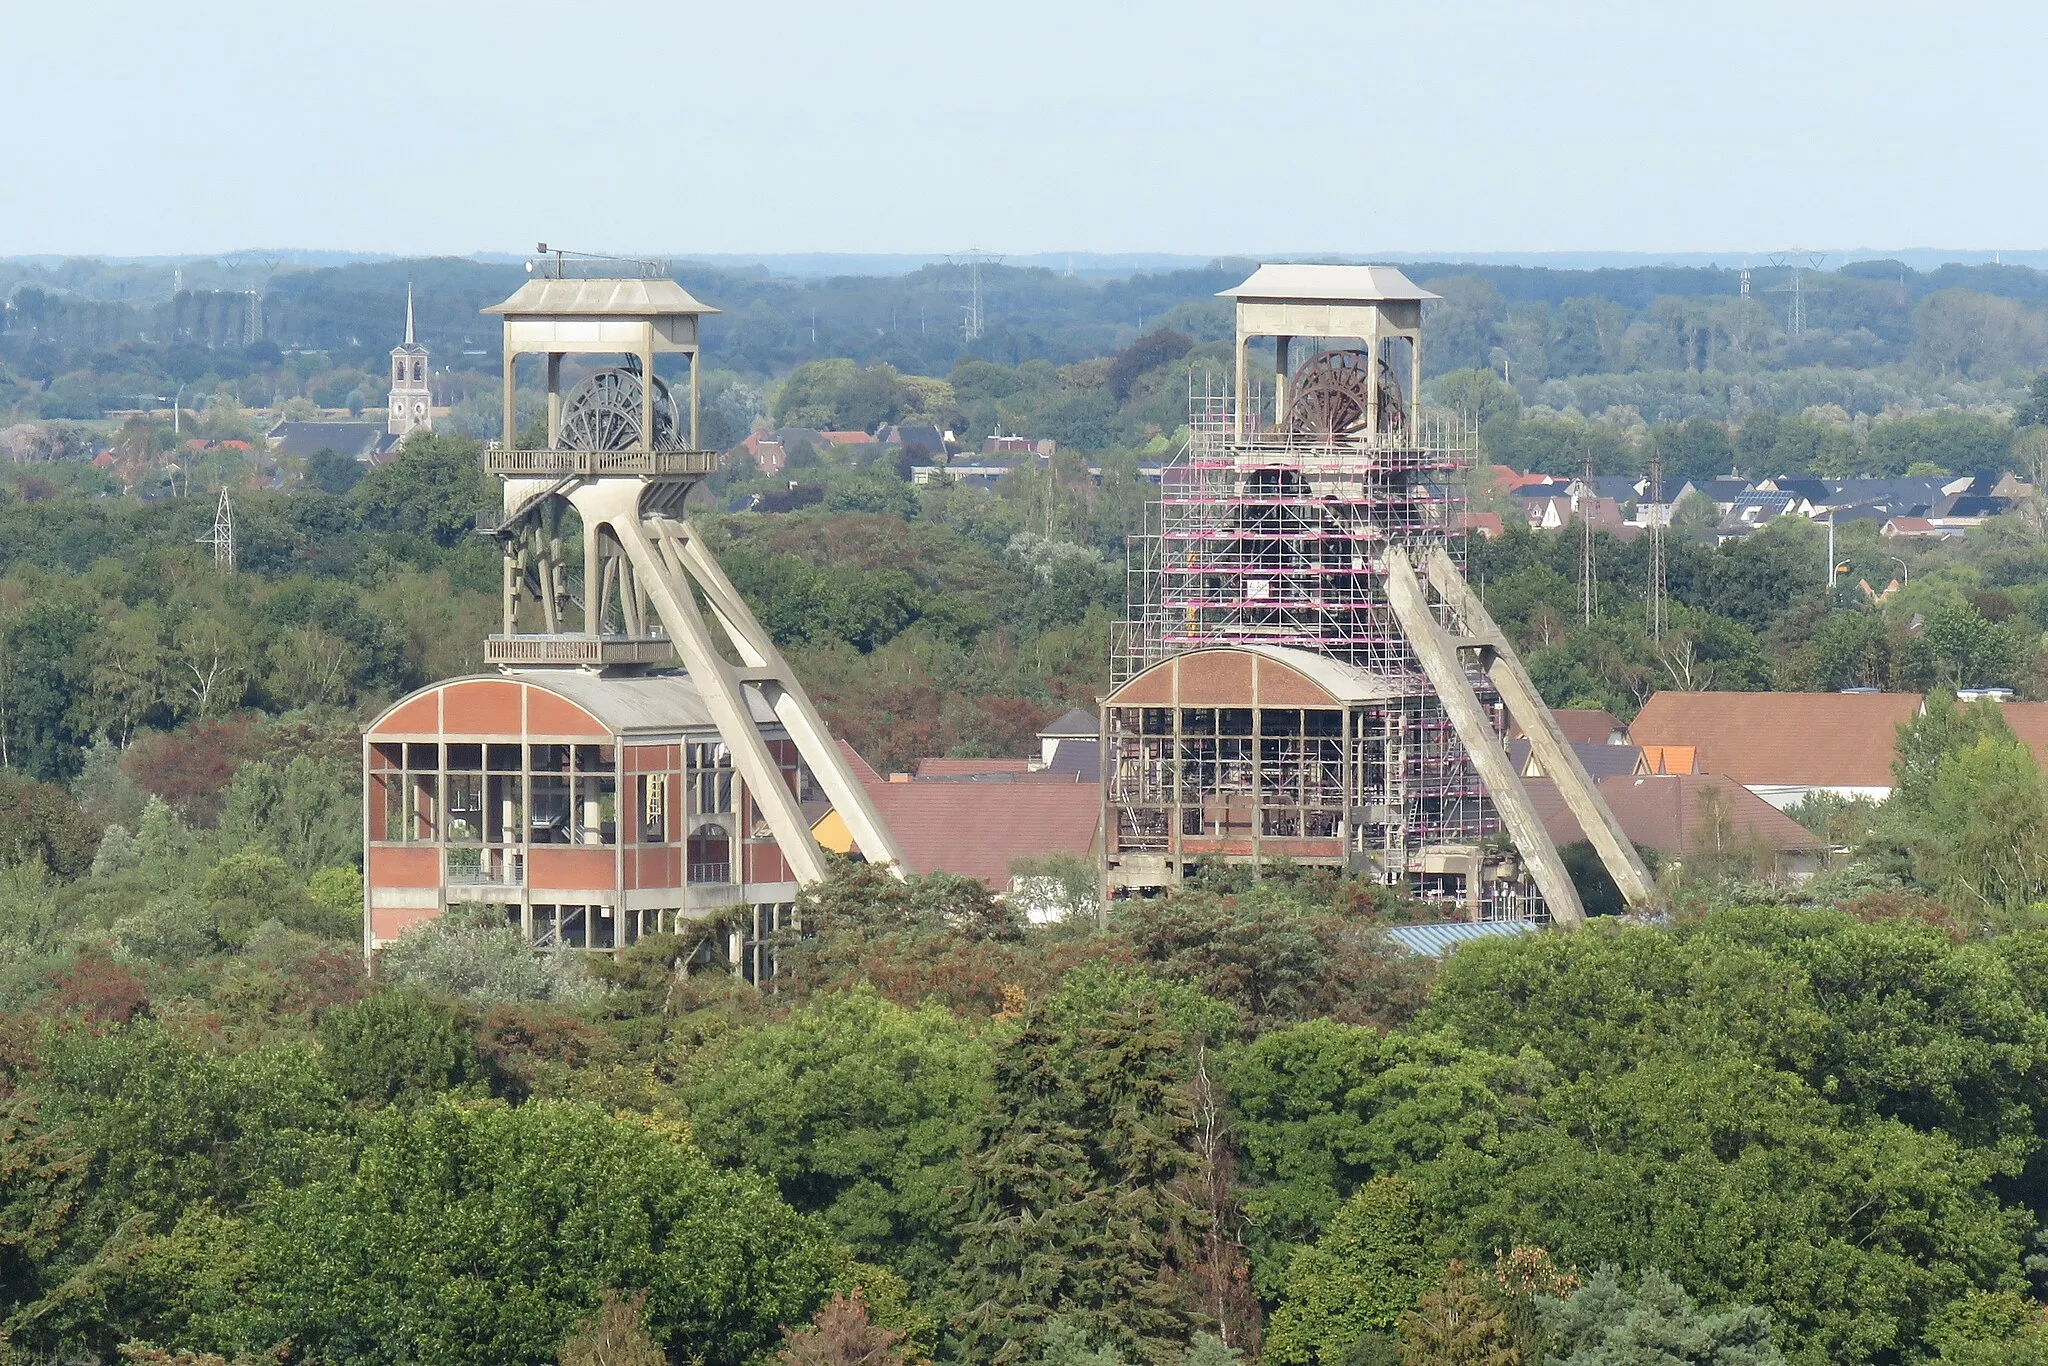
xmin=1112 ymin=277 xmax=1505 ymax=901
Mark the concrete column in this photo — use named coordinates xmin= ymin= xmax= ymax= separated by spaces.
xmin=640 ymin=343 xmax=655 ymax=451
xmin=502 ymin=351 xmax=518 ymax=449
xmin=546 ymin=353 xmax=562 ymax=446
xmin=1274 ymin=335 xmax=1291 ymax=435
xmin=1233 ymin=332 xmax=1249 ymax=442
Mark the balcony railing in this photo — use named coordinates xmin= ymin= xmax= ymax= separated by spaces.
xmin=485 ymin=635 xmax=672 ymax=667
xmin=485 ymin=449 xmax=720 ymax=479
xmin=446 ymin=849 xmax=525 ymax=886
xmin=688 ymin=861 xmax=733 ymax=885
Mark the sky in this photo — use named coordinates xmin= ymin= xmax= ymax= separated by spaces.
xmin=4 ymin=0 xmax=2039 ymax=259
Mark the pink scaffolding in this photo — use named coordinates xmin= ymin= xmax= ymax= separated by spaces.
xmin=1114 ymin=375 xmax=1500 ymax=882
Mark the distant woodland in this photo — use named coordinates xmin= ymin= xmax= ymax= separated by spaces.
xmin=1 ymin=257 xmax=2048 ymax=1363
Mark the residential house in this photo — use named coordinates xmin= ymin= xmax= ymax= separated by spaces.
xmin=1626 ymin=690 xmax=1924 ymax=808
xmin=1525 ymin=772 xmax=1827 ymax=881
xmin=267 ymin=420 xmax=400 ymax=463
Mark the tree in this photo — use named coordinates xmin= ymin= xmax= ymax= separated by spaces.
xmin=1656 ymin=416 xmax=1734 ymax=481
xmin=202 ymin=848 xmax=317 ymax=944
xmin=1264 ymin=1178 xmax=1436 ymax=1366
xmin=1923 ymin=734 xmax=2048 ymax=920
xmin=1538 ymin=1266 xmax=1783 ymax=1366
xmin=0 ymin=768 xmax=102 ymax=877
xmin=558 ymin=1290 xmax=667 ymax=1366
xmin=318 ymin=988 xmax=485 ymax=1108
xmin=219 ymin=756 xmax=360 ymax=880
xmin=234 ymin=1099 xmax=839 ymax=1366
xmin=1109 ymin=331 xmax=1194 ymax=402
xmin=1396 ymin=1261 xmax=1516 ymax=1366
xmin=950 ymin=974 xmax=1204 ymax=1365
xmin=306 ymin=448 xmax=363 ymax=495
xmin=348 ymin=431 xmax=490 ymax=546
xmin=1891 ymin=690 xmax=2013 ymax=813
xmin=776 ymin=1291 xmax=909 ymax=1366
xmin=680 ymin=987 xmax=990 ymax=1294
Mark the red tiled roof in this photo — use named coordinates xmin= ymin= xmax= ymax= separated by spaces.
xmin=837 ymin=739 xmax=883 ymax=785
xmin=1627 ymin=691 xmax=1923 ymax=788
xmin=1455 ymin=511 xmax=1505 ymax=539
xmin=821 ymin=430 xmax=876 ymax=445
xmin=1510 ymin=708 xmax=1622 ymax=745
xmin=863 ymin=780 xmax=1100 ymax=887
xmin=915 ymin=757 xmax=1030 ymax=779
xmin=1524 ymin=773 xmax=1823 ymax=854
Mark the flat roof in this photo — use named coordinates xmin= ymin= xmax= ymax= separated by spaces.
xmin=484 ymin=277 xmax=719 ymax=317
xmin=1219 ymin=263 xmax=1440 ymax=304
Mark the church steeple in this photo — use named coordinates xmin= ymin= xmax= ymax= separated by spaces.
xmin=388 ymin=283 xmax=432 ymax=439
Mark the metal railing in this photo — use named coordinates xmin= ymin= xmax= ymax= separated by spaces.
xmin=445 ymin=849 xmax=525 ymax=886
xmin=484 ymin=449 xmax=720 ymax=478
xmin=688 ymin=861 xmax=733 ymax=885
xmin=484 ymin=635 xmax=672 ymax=666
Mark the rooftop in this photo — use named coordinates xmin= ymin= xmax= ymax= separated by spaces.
xmin=484 ymin=277 xmax=719 ymax=318
xmin=1384 ymin=919 xmax=1544 ymax=957
xmin=1627 ymin=690 xmax=1924 ymax=788
xmin=1525 ymin=772 xmax=1825 ymax=855
xmin=862 ymin=780 xmax=1100 ymax=888
xmin=1219 ymin=263 xmax=1440 ymax=304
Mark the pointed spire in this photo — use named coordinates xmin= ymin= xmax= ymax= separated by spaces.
xmin=404 ymin=282 xmax=416 ymax=346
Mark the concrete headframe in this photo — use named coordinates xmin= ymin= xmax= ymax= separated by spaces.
xmin=479 ymin=272 xmax=906 ymax=884
xmin=1220 ymin=263 xmax=1436 ymax=442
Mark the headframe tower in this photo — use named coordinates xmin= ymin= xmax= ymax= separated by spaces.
xmin=477 ymin=260 xmax=904 ymax=884
xmin=1111 ymin=264 xmax=1652 ymax=922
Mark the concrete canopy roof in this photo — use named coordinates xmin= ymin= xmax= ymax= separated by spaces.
xmin=1219 ymin=264 xmax=1439 ymax=304
xmin=503 ymin=668 xmax=776 ymax=732
xmin=1103 ymin=644 xmax=1403 ymax=708
xmin=484 ymin=277 xmax=719 ymax=318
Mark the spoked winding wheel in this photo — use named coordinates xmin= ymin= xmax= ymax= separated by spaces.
xmin=556 ymin=363 xmax=687 ymax=451
xmin=1286 ymin=348 xmax=1408 ymax=441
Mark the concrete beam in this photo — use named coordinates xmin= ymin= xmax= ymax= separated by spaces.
xmin=1424 ymin=546 xmax=1657 ymax=908
xmin=1382 ymin=547 xmax=1586 ymax=927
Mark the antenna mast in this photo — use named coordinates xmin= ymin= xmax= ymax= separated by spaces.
xmin=1647 ymin=453 xmax=1666 ymax=640
xmin=1579 ymin=452 xmax=1597 ymax=623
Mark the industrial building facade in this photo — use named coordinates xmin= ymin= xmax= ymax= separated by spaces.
xmin=362 ymin=263 xmax=902 ymax=971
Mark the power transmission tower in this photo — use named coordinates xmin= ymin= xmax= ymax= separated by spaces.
xmin=1766 ymin=250 xmax=1827 ymax=337
xmin=948 ymin=248 xmax=1001 ymax=342
xmin=198 ymin=488 xmax=235 ymax=572
xmin=1647 ymin=453 xmax=1666 ymax=640
xmin=1579 ymin=452 xmax=1597 ymax=623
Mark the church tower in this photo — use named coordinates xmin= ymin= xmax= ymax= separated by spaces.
xmin=388 ymin=284 xmax=432 ymax=438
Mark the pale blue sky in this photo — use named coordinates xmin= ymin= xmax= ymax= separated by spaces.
xmin=4 ymin=0 xmax=2038 ymax=258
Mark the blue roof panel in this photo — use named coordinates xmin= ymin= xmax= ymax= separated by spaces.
xmin=1384 ymin=919 xmax=1545 ymax=957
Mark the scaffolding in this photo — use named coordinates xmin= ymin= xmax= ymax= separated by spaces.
xmin=1113 ymin=366 xmax=1506 ymax=901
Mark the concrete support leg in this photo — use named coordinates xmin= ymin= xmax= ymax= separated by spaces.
xmin=655 ymin=517 xmax=907 ymax=873
xmin=1423 ymin=546 xmax=1656 ymax=907
xmin=1381 ymin=547 xmax=1586 ymax=927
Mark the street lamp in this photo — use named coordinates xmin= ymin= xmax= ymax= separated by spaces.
xmin=1890 ymin=556 xmax=1909 ymax=590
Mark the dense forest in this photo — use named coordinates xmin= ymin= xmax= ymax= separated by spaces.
xmin=2 ymin=255 xmax=2048 ymax=1362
